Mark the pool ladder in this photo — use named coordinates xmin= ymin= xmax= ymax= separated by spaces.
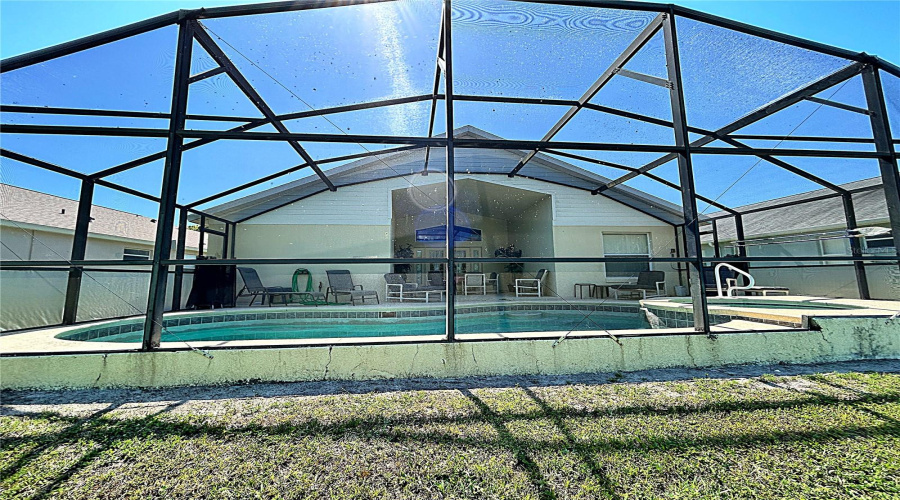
xmin=715 ymin=263 xmax=755 ymax=298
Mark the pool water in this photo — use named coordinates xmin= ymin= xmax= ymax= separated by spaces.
xmin=84 ymin=310 xmax=648 ymax=343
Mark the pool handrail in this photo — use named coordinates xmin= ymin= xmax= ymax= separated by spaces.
xmin=715 ymin=263 xmax=755 ymax=297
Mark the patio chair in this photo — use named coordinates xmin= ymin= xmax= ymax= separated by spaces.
xmin=384 ymin=273 xmax=444 ymax=302
xmin=610 ymin=270 xmax=666 ymax=300
xmin=427 ymin=270 xmax=446 ymax=288
xmin=515 ymin=269 xmax=548 ymax=297
xmin=236 ymin=267 xmax=292 ymax=306
xmin=326 ymin=269 xmax=379 ymax=305
xmin=486 ymin=272 xmax=500 ymax=294
xmin=463 ymin=273 xmax=487 ymax=295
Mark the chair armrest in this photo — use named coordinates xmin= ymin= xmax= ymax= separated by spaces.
xmin=655 ymin=281 xmax=666 ymax=294
xmin=516 ymin=278 xmax=538 ymax=285
xmin=353 ymin=284 xmax=364 ymax=290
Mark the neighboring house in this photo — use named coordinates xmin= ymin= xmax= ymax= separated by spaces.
xmin=700 ymin=178 xmax=898 ymax=299
xmin=0 ymin=184 xmax=201 ymax=262
xmin=0 ymin=184 xmax=201 ymax=331
xmin=204 ymin=126 xmax=691 ymax=297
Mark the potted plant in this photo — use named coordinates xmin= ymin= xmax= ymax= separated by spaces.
xmin=394 ymin=244 xmax=413 ymax=274
xmin=494 ymin=244 xmax=524 ymax=292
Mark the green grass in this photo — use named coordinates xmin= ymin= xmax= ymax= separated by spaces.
xmin=2 ymin=371 xmax=899 ymax=499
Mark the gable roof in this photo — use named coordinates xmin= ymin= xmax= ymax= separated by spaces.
xmin=0 ymin=184 xmax=201 ymax=249
xmin=202 ymin=126 xmax=686 ymax=225
xmin=702 ymin=177 xmax=888 ymax=242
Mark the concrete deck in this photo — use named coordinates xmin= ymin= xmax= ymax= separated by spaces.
xmin=3 ymin=294 xmax=897 ymax=356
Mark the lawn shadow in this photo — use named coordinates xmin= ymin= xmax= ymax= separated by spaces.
xmin=3 ymin=366 xmax=900 ymax=498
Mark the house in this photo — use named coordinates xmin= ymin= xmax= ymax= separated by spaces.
xmin=202 ymin=126 xmax=691 ymax=298
xmin=700 ymin=177 xmax=898 ymax=299
xmin=0 ymin=184 xmax=201 ymax=330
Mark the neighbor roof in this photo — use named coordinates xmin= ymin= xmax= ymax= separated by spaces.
xmin=0 ymin=184 xmax=201 ymax=249
xmin=202 ymin=126 xmax=687 ymax=225
xmin=702 ymin=177 xmax=888 ymax=243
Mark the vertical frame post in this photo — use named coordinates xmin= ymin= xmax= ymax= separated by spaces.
xmin=142 ymin=20 xmax=194 ymax=350
xmin=229 ymin=222 xmax=237 ymax=258
xmin=443 ymin=0 xmax=457 ymax=341
xmin=198 ymin=215 xmax=206 ymax=258
xmin=171 ymin=208 xmax=188 ymax=311
xmin=663 ymin=11 xmax=709 ymax=333
xmin=673 ymin=225 xmax=684 ymax=286
xmin=861 ymin=65 xmax=900 ymax=275
xmin=711 ymin=219 xmax=720 ymax=258
xmin=62 ymin=179 xmax=94 ymax=324
xmin=842 ymin=193 xmax=870 ymax=299
xmin=222 ymin=222 xmax=230 ymax=259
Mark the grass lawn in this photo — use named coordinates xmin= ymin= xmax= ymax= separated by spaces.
xmin=2 ymin=362 xmax=899 ymax=499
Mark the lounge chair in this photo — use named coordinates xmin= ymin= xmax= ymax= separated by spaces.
xmin=610 ymin=270 xmax=666 ymax=299
xmin=326 ymin=269 xmax=379 ymax=305
xmin=515 ymin=269 xmax=548 ymax=297
xmin=385 ymin=273 xmax=444 ymax=302
xmin=237 ymin=267 xmax=325 ymax=306
xmin=701 ymin=265 xmax=789 ymax=296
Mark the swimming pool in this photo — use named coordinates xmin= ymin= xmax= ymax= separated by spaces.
xmin=60 ymin=308 xmax=649 ymax=343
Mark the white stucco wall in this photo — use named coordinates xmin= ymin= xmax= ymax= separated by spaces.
xmin=232 ymin=174 xmax=678 ymax=299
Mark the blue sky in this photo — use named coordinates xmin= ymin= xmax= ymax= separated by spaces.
xmin=3 ymin=1 xmax=897 ymax=63
xmin=1 ymin=0 xmax=898 ymax=217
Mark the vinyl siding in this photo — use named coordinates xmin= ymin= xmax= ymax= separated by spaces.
xmin=241 ymin=174 xmax=671 ymax=228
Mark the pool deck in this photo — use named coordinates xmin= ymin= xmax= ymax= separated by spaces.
xmin=2 ymin=295 xmax=897 ymax=355
xmin=642 ymin=295 xmax=900 ymax=329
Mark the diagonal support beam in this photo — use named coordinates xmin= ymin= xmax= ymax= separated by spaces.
xmin=191 ymin=21 xmax=336 ymax=191
xmin=507 ymin=12 xmax=666 ymax=177
xmin=423 ymin=7 xmax=446 ymax=176
xmin=88 ymin=95 xmax=434 ymax=180
xmin=543 ymin=149 xmax=737 ymax=214
xmin=186 ymin=144 xmax=423 ymax=208
xmin=594 ymin=61 xmax=865 ymax=194
xmin=90 ymin=118 xmax=269 ymax=179
xmin=716 ymin=136 xmax=849 ymax=193
xmin=1 ymin=148 xmax=88 ymax=180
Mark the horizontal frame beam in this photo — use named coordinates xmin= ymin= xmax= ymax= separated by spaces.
xmin=3 ymin=124 xmax=889 ymax=159
xmin=5 ymin=254 xmax=896 ymax=271
xmin=0 ymin=104 xmax=257 ymax=123
xmin=188 ymin=66 xmax=227 ymax=84
xmin=805 ymin=96 xmax=872 ymax=116
xmin=616 ymin=68 xmax=671 ymax=88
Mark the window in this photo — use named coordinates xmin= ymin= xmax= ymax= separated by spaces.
xmin=123 ymin=248 xmax=151 ymax=261
xmin=603 ymin=233 xmax=651 ymax=279
xmin=863 ymin=234 xmax=895 ymax=255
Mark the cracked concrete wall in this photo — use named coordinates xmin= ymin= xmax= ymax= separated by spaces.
xmin=2 ymin=318 xmax=898 ymax=389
